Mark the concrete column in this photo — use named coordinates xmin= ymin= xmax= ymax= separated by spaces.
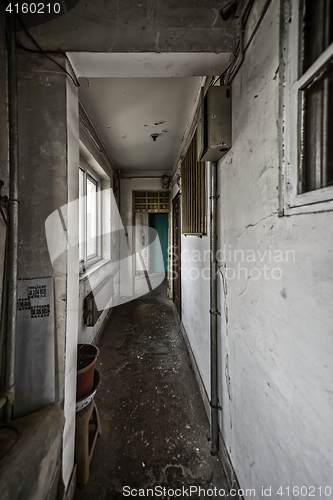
xmin=17 ymin=49 xmax=79 ymax=489
xmin=0 ymin=14 xmax=9 ymax=332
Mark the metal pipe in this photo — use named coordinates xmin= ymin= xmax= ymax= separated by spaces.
xmin=209 ymin=161 xmax=219 ymax=456
xmin=4 ymin=12 xmax=19 ymax=422
xmin=0 ymin=202 xmax=9 ymax=406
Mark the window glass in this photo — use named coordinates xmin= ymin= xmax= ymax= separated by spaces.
xmin=79 ymin=168 xmax=85 ymax=261
xmin=298 ymin=0 xmax=333 ymax=194
xmin=301 ymin=62 xmax=333 ymax=193
xmin=86 ymin=175 xmax=97 ymax=258
xmin=302 ymin=0 xmax=333 ymax=74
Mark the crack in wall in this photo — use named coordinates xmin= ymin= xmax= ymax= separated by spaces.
xmin=147 ymin=0 xmax=161 ymax=52
xmin=109 ymin=0 xmax=120 ymax=52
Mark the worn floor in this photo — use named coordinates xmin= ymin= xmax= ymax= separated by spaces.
xmin=74 ymin=277 xmax=229 ymax=500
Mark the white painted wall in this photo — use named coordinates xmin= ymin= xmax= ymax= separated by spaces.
xmin=178 ymin=167 xmax=211 ymax=394
xmin=77 ymin=106 xmax=121 ymax=346
xmin=78 ymin=177 xmax=120 ymax=345
xmin=180 ymin=0 xmax=333 ymax=496
xmin=218 ymin=1 xmax=333 ymax=493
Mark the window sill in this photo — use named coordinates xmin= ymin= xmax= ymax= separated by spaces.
xmin=79 ymin=258 xmax=111 ymax=283
xmin=285 ymin=186 xmax=333 ymax=215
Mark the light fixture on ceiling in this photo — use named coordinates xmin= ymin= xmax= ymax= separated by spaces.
xmin=151 ymin=133 xmax=159 ymax=141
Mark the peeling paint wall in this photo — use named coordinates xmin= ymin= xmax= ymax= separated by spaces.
xmin=181 ymin=0 xmax=333 ymax=494
xmin=7 ymin=0 xmax=333 ymax=495
xmin=217 ymin=2 xmax=333 ymax=490
xmin=16 ymin=51 xmax=79 ymax=489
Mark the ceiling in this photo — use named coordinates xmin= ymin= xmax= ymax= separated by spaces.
xmin=69 ymin=52 xmax=233 ymax=174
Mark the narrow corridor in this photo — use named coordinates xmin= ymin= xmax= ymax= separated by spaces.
xmin=74 ymin=277 xmax=229 ymax=499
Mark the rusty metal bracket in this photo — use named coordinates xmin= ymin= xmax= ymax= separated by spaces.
xmin=0 ymin=180 xmax=19 ymax=206
xmin=0 ymin=386 xmax=15 ymax=411
xmin=209 ymin=309 xmax=221 ymax=316
xmin=0 ymin=180 xmax=9 ymax=206
xmin=210 ymin=400 xmax=222 ymax=411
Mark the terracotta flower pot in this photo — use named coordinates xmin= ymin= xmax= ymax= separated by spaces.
xmin=76 ymin=344 xmax=100 ymax=399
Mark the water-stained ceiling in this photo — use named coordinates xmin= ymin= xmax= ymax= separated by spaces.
xmin=69 ymin=52 xmax=234 ymax=173
xmin=17 ymin=1 xmax=239 ymax=174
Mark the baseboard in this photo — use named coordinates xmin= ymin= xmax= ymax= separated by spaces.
xmin=180 ymin=320 xmax=243 ymax=500
xmin=92 ymin=307 xmax=113 ymax=345
xmin=180 ymin=321 xmax=211 ymax=420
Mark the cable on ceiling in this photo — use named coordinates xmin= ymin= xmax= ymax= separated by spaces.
xmin=14 ymin=12 xmax=80 ymax=87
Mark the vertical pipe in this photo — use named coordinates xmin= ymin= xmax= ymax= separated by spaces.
xmin=209 ymin=160 xmax=219 ymax=455
xmin=4 ymin=12 xmax=19 ymax=421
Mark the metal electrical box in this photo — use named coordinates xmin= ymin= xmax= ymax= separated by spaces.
xmin=197 ymin=86 xmax=231 ymax=162
xmin=84 ymin=291 xmax=102 ymax=327
xmin=83 ymin=276 xmax=114 ymax=326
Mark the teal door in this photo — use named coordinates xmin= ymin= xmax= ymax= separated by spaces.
xmin=148 ymin=213 xmax=168 ymax=273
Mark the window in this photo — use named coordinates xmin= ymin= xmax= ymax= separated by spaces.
xmin=133 ymin=191 xmax=170 ymax=213
xmin=181 ymin=131 xmax=206 ymax=235
xmin=299 ymin=0 xmax=333 ymax=194
xmin=281 ymin=0 xmax=333 ymax=213
xmin=79 ymin=165 xmax=100 ymax=264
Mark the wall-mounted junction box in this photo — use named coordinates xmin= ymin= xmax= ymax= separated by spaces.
xmin=197 ymin=86 xmax=231 ymax=162
xmin=84 ymin=291 xmax=102 ymax=327
xmin=83 ymin=276 xmax=113 ymax=327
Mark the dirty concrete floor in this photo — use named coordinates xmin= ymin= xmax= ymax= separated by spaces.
xmin=74 ymin=277 xmax=229 ymax=500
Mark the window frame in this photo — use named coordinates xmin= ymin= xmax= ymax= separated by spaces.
xmin=280 ymin=0 xmax=333 ymax=215
xmin=79 ymin=158 xmax=102 ymax=270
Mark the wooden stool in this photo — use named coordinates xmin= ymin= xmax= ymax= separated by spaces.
xmin=75 ymin=400 xmax=102 ymax=486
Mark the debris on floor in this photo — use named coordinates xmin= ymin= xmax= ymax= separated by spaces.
xmin=74 ymin=278 xmax=229 ymax=499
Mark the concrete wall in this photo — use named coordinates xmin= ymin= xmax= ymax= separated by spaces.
xmin=180 ymin=0 xmax=333 ymax=496
xmin=16 ymin=51 xmax=79 ymax=489
xmin=16 ymin=0 xmax=237 ymax=53
xmin=0 ymin=13 xmax=8 ymax=335
xmin=15 ymin=50 xmax=122 ymax=490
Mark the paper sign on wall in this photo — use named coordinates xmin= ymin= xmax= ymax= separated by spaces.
xmin=14 ymin=277 xmax=56 ymax=419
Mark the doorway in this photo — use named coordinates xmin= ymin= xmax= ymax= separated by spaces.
xmin=148 ymin=213 xmax=168 ymax=273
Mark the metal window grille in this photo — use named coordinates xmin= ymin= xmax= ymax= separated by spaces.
xmin=181 ymin=132 xmax=206 ymax=235
xmin=133 ymin=191 xmax=170 ymax=213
